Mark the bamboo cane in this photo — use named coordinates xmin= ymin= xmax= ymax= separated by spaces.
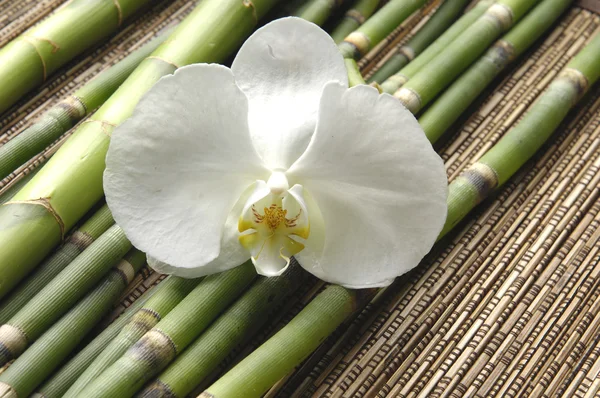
xmin=338 ymin=0 xmax=430 ymax=60
xmin=0 ymin=224 xmax=131 ymax=366
xmin=420 ymin=0 xmax=574 ymax=144
xmin=0 ymin=168 xmax=39 ymax=205
xmin=293 ymin=0 xmax=348 ymax=26
xmin=200 ymin=29 xmax=600 ymax=398
xmin=0 ymin=31 xmax=171 ymax=181
xmin=0 ymin=0 xmax=283 ymax=300
xmin=380 ymin=0 xmax=492 ymax=94
xmin=77 ymin=263 xmax=257 ymax=398
xmin=0 ymin=0 xmax=155 ymax=114
xmin=394 ymin=0 xmax=541 ymax=113
xmin=368 ymin=0 xmax=471 ymax=84
xmin=0 ymin=250 xmax=146 ymax=398
xmin=330 ymin=0 xmax=381 ymax=44
xmin=63 ymin=276 xmax=202 ymax=397
xmin=0 ymin=204 xmax=114 ymax=323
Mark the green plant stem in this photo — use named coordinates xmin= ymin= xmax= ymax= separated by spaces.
xmin=0 ymin=31 xmax=170 ymax=181
xmin=330 ymin=0 xmax=380 ymax=44
xmin=0 ymin=204 xmax=114 ymax=323
xmin=293 ymin=0 xmax=348 ymax=26
xmin=420 ymin=0 xmax=573 ymax=144
xmin=345 ymin=59 xmax=366 ymax=86
xmin=0 ymin=0 xmax=282 ymax=300
xmin=77 ymin=263 xmax=257 ymax=398
xmin=0 ymin=224 xmax=131 ymax=366
xmin=368 ymin=0 xmax=471 ymax=84
xmin=338 ymin=0 xmax=429 ymax=59
xmin=32 ymin=286 xmax=158 ymax=398
xmin=0 ymin=0 xmax=153 ymax=114
xmin=138 ymin=265 xmax=309 ymax=398
xmin=63 ymin=276 xmax=202 ymax=397
xmin=395 ymin=0 xmax=541 ymax=113
xmin=0 ymin=250 xmax=146 ymax=397
xmin=381 ymin=0 xmax=493 ymax=94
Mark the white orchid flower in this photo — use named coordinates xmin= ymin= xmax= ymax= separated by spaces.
xmin=103 ymin=17 xmax=448 ymax=289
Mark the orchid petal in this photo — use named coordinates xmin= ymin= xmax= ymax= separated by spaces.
xmin=231 ymin=17 xmax=348 ymax=170
xmin=104 ymin=64 xmax=268 ymax=272
xmin=288 ymin=83 xmax=448 ymax=288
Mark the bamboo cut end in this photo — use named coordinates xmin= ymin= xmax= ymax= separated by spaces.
xmin=115 ymin=259 xmax=136 ymax=284
xmin=559 ymin=67 xmax=590 ymax=104
xmin=457 ymin=162 xmax=499 ymax=203
xmin=398 ymin=46 xmax=416 ymax=61
xmin=345 ymin=9 xmax=366 ymax=25
xmin=129 ymin=329 xmax=177 ymax=368
xmin=484 ymin=4 xmax=514 ymax=31
xmin=342 ymin=32 xmax=371 ymax=59
xmin=129 ymin=308 xmax=162 ymax=333
xmin=137 ymin=379 xmax=177 ymax=398
xmin=0 ymin=383 xmax=17 ymax=398
xmin=0 ymin=324 xmax=28 ymax=363
xmin=394 ymin=88 xmax=422 ymax=114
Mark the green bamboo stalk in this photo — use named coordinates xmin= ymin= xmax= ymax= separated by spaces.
xmin=0 ymin=168 xmax=40 ymax=205
xmin=0 ymin=31 xmax=171 ymax=181
xmin=330 ymin=0 xmax=380 ymax=44
xmin=0 ymin=0 xmax=282 ymax=300
xmin=0 ymin=0 xmax=154 ymax=114
xmin=0 ymin=224 xmax=131 ymax=366
xmin=202 ymin=285 xmax=372 ymax=398
xmin=395 ymin=0 xmax=541 ymax=113
xmin=0 ymin=249 xmax=146 ymax=398
xmin=63 ymin=276 xmax=202 ymax=397
xmin=0 ymin=204 xmax=114 ymax=323
xmin=138 ymin=265 xmax=309 ymax=398
xmin=368 ymin=0 xmax=471 ymax=84
xmin=32 ymin=285 xmax=158 ymax=398
xmin=420 ymin=0 xmax=573 ymax=144
xmin=381 ymin=0 xmax=493 ymax=94
xmin=345 ymin=58 xmax=366 ymax=86
xmin=293 ymin=0 xmax=348 ymax=26
xmin=338 ymin=0 xmax=429 ymax=60
xmin=77 ymin=263 xmax=257 ymax=398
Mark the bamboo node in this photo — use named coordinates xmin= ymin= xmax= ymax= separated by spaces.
xmin=2 ymin=198 xmax=66 ymax=239
xmin=113 ymin=0 xmax=123 ymax=26
xmin=484 ymin=4 xmax=514 ymax=31
xmin=0 ymin=324 xmax=28 ymax=359
xmin=397 ymin=46 xmax=416 ymax=61
xmin=116 ymin=258 xmax=136 ymax=284
xmin=489 ymin=39 xmax=516 ymax=66
xmin=242 ymin=0 xmax=258 ymax=23
xmin=559 ymin=67 xmax=589 ymax=104
xmin=394 ymin=88 xmax=421 ymax=114
xmin=68 ymin=231 xmax=95 ymax=251
xmin=82 ymin=119 xmax=117 ymax=137
xmin=345 ymin=9 xmax=366 ymax=25
xmin=0 ymin=382 xmax=17 ymax=398
xmin=343 ymin=32 xmax=371 ymax=58
xmin=129 ymin=329 xmax=177 ymax=367
xmin=146 ymin=56 xmax=180 ymax=70
xmin=59 ymin=95 xmax=88 ymax=122
xmin=21 ymin=35 xmax=60 ymax=82
xmin=388 ymin=74 xmax=409 ymax=87
xmin=137 ymin=379 xmax=176 ymax=398
xmin=458 ymin=162 xmax=499 ymax=203
xmin=129 ymin=308 xmax=162 ymax=332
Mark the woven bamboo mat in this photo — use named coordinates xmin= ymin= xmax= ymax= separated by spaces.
xmin=1 ymin=1 xmax=600 ymax=397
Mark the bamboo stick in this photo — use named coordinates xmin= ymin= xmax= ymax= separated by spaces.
xmin=420 ymin=0 xmax=574 ymax=143
xmin=0 ymin=167 xmax=39 ymax=205
xmin=293 ymin=0 xmax=348 ymax=26
xmin=394 ymin=0 xmax=541 ymax=113
xmin=0 ymin=31 xmax=170 ymax=181
xmin=138 ymin=265 xmax=309 ymax=398
xmin=0 ymin=250 xmax=146 ymax=398
xmin=0 ymin=0 xmax=283 ymax=300
xmin=0 ymin=204 xmax=114 ymax=323
xmin=330 ymin=0 xmax=380 ymax=44
xmin=368 ymin=0 xmax=471 ymax=84
xmin=380 ymin=0 xmax=492 ymax=94
xmin=77 ymin=263 xmax=257 ymax=398
xmin=0 ymin=224 xmax=131 ymax=366
xmin=63 ymin=276 xmax=202 ymax=397
xmin=0 ymin=0 xmax=154 ymax=114
xmin=338 ymin=0 xmax=430 ymax=60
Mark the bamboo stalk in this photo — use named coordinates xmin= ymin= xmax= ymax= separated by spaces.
xmin=77 ymin=263 xmax=257 ymax=398
xmin=293 ymin=0 xmax=348 ymax=26
xmin=381 ymin=0 xmax=492 ymax=94
xmin=0 ymin=249 xmax=146 ymax=398
xmin=0 ymin=204 xmax=114 ymax=323
xmin=338 ymin=0 xmax=430 ymax=60
xmin=0 ymin=224 xmax=131 ymax=366
xmin=0 ymin=31 xmax=171 ymax=181
xmin=0 ymin=0 xmax=154 ymax=114
xmin=32 ymin=285 xmax=158 ymax=398
xmin=138 ymin=264 xmax=309 ymax=398
xmin=0 ymin=0 xmax=283 ymax=300
xmin=394 ymin=0 xmax=541 ymax=113
xmin=368 ymin=0 xmax=471 ymax=84
xmin=330 ymin=0 xmax=380 ymax=44
xmin=63 ymin=276 xmax=202 ymax=397
xmin=0 ymin=167 xmax=39 ymax=205
xmin=420 ymin=0 xmax=574 ymax=144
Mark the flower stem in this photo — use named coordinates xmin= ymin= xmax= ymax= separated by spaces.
xmin=0 ymin=204 xmax=114 ymax=323
xmin=62 ymin=275 xmax=202 ymax=397
xmin=330 ymin=0 xmax=381 ymax=44
xmin=0 ymin=0 xmax=154 ymax=114
xmin=0 ymin=31 xmax=170 ymax=181
xmin=394 ymin=0 xmax=540 ymax=114
xmin=0 ymin=249 xmax=146 ymax=397
xmin=0 ymin=0 xmax=283 ymax=300
xmin=420 ymin=0 xmax=574 ymax=144
xmin=380 ymin=0 xmax=493 ymax=94
xmin=368 ymin=0 xmax=471 ymax=84
xmin=77 ymin=263 xmax=257 ymax=398
xmin=0 ymin=224 xmax=131 ymax=366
